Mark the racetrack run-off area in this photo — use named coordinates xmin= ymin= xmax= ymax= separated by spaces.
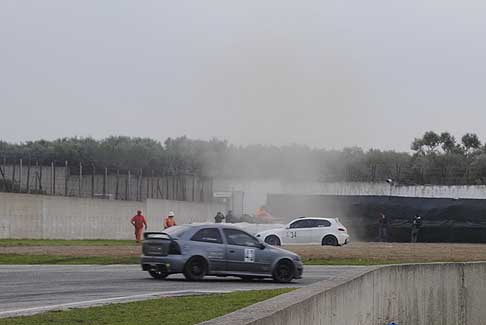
xmin=3 ymin=242 xmax=486 ymax=263
xmin=0 ymin=265 xmax=371 ymax=318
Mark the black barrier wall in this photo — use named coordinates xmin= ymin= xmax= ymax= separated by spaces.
xmin=267 ymin=194 xmax=486 ymax=242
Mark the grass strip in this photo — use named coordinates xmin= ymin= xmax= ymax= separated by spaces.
xmin=0 ymin=239 xmax=136 ymax=247
xmin=302 ymin=258 xmax=460 ymax=265
xmin=0 ymin=254 xmax=465 ymax=266
xmin=2 ymin=289 xmax=294 ymax=325
xmin=0 ymin=254 xmax=139 ymax=265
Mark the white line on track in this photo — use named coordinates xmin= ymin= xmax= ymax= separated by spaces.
xmin=0 ymin=289 xmax=235 ymax=318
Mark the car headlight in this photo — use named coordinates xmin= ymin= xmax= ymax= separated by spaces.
xmin=292 ymin=255 xmax=301 ymax=262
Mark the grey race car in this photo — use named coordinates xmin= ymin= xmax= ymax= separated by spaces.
xmin=140 ymin=224 xmax=303 ymax=283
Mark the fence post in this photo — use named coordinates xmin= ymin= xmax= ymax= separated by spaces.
xmin=19 ymin=159 xmax=23 ymax=192
xmin=38 ymin=161 xmax=42 ymax=192
xmin=127 ymin=169 xmax=131 ymax=201
xmin=166 ymin=175 xmax=169 ymax=200
xmin=11 ymin=162 xmax=16 ymax=192
xmin=138 ymin=168 xmax=142 ymax=201
xmin=103 ymin=167 xmax=107 ymax=198
xmin=146 ymin=170 xmax=150 ymax=199
xmin=200 ymin=178 xmax=204 ymax=202
xmin=192 ymin=175 xmax=196 ymax=201
xmin=0 ymin=157 xmax=6 ymax=192
xmin=172 ymin=175 xmax=176 ymax=200
xmin=26 ymin=158 xmax=31 ymax=194
xmin=51 ymin=161 xmax=55 ymax=195
xmin=65 ymin=160 xmax=69 ymax=196
xmin=156 ymin=177 xmax=161 ymax=199
xmin=79 ymin=162 xmax=83 ymax=197
xmin=115 ymin=169 xmax=119 ymax=200
xmin=151 ymin=170 xmax=154 ymax=199
xmin=91 ymin=164 xmax=95 ymax=198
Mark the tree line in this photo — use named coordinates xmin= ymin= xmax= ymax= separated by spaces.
xmin=1 ymin=132 xmax=486 ymax=184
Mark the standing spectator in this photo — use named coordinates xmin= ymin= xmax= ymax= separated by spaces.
xmin=214 ymin=212 xmax=225 ymax=223
xmin=225 ymin=210 xmax=234 ymax=223
xmin=378 ymin=212 xmax=389 ymax=242
xmin=131 ymin=210 xmax=147 ymax=243
xmin=411 ymin=215 xmax=423 ymax=243
xmin=163 ymin=211 xmax=177 ymax=229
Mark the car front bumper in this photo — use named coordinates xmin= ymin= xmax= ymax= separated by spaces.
xmin=336 ymin=233 xmax=350 ymax=245
xmin=294 ymin=261 xmax=304 ymax=279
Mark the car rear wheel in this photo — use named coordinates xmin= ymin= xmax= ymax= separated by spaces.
xmin=322 ymin=235 xmax=338 ymax=246
xmin=183 ymin=257 xmax=207 ymax=281
xmin=265 ymin=235 xmax=281 ymax=246
xmin=272 ymin=260 xmax=295 ymax=283
xmin=148 ymin=270 xmax=168 ymax=280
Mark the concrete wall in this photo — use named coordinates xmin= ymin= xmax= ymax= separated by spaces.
xmin=214 ymin=178 xmax=486 ymax=214
xmin=202 ymin=262 xmax=486 ymax=325
xmin=0 ymin=193 xmax=224 ymax=239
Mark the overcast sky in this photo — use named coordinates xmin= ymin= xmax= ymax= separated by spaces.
xmin=1 ymin=1 xmax=486 ymax=151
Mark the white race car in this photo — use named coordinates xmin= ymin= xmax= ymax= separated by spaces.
xmin=255 ymin=217 xmax=350 ymax=246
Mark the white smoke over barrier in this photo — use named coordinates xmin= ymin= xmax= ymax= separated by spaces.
xmin=189 ymin=222 xmax=285 ymax=235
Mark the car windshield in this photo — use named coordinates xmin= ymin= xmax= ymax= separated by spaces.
xmin=163 ymin=225 xmax=190 ymax=238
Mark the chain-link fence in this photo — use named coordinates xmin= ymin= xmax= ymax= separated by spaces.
xmin=0 ymin=158 xmax=214 ymax=202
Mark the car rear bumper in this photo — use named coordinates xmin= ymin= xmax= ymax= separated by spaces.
xmin=141 ymin=255 xmax=186 ymax=273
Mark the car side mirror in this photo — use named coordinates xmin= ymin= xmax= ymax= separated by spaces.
xmin=258 ymin=243 xmax=265 ymax=250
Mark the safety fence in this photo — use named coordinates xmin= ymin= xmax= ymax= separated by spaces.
xmin=0 ymin=159 xmax=214 ymax=202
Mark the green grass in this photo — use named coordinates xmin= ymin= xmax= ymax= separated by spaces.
xmin=0 ymin=254 xmax=139 ymax=265
xmin=0 ymin=254 xmax=447 ymax=266
xmin=0 ymin=239 xmax=136 ymax=247
xmin=2 ymin=289 xmax=294 ymax=325
xmin=302 ymin=258 xmax=460 ymax=265
xmin=303 ymin=258 xmax=414 ymax=265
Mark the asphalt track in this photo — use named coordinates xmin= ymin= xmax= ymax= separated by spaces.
xmin=0 ymin=265 xmax=372 ymax=318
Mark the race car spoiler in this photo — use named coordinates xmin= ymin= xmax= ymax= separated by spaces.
xmin=143 ymin=232 xmax=173 ymax=240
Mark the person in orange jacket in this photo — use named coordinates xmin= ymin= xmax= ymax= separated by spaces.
xmin=131 ymin=210 xmax=147 ymax=243
xmin=163 ymin=211 xmax=177 ymax=229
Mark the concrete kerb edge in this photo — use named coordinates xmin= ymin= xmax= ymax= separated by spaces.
xmin=198 ymin=266 xmax=381 ymax=325
xmin=199 ymin=261 xmax=486 ymax=325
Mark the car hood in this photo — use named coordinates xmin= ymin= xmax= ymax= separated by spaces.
xmin=263 ymin=243 xmax=300 ymax=259
xmin=256 ymin=228 xmax=283 ymax=237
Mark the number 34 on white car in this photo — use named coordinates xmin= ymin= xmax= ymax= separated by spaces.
xmin=255 ymin=217 xmax=350 ymax=246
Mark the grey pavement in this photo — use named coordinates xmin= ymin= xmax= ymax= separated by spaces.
xmin=0 ymin=265 xmax=372 ymax=318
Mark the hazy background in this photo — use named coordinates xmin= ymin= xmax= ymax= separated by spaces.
xmin=1 ymin=0 xmax=486 ymax=151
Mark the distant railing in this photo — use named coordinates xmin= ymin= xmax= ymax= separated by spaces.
xmin=0 ymin=158 xmax=214 ymax=202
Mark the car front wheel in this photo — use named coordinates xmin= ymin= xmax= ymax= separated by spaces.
xmin=265 ymin=235 xmax=281 ymax=246
xmin=183 ymin=257 xmax=207 ymax=281
xmin=272 ymin=260 xmax=295 ymax=283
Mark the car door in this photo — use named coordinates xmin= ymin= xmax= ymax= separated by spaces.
xmin=223 ymin=228 xmax=270 ymax=274
xmin=286 ymin=219 xmax=313 ymax=244
xmin=311 ymin=219 xmax=332 ymax=242
xmin=189 ymin=228 xmax=226 ymax=271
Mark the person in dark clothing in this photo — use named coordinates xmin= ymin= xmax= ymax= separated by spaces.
xmin=411 ymin=215 xmax=423 ymax=243
xmin=378 ymin=212 xmax=389 ymax=242
xmin=226 ymin=210 xmax=234 ymax=223
xmin=214 ymin=212 xmax=225 ymax=223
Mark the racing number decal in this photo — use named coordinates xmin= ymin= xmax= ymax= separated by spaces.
xmin=244 ymin=248 xmax=255 ymax=262
xmin=288 ymin=231 xmax=297 ymax=238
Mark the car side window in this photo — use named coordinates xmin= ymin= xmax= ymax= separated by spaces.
xmin=289 ymin=220 xmax=310 ymax=229
xmin=191 ymin=228 xmax=223 ymax=244
xmin=314 ymin=220 xmax=331 ymax=227
xmin=223 ymin=229 xmax=260 ymax=247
